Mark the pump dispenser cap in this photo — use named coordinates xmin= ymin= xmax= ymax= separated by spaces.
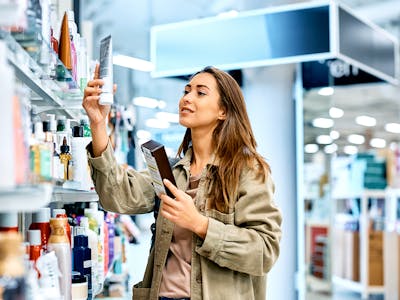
xmin=89 ymin=202 xmax=98 ymax=211
xmin=80 ymin=115 xmax=89 ymax=126
xmin=60 ymin=136 xmax=70 ymax=153
xmin=48 ymin=114 xmax=56 ymax=132
xmin=35 ymin=121 xmax=45 ymax=141
xmin=28 ymin=229 xmax=41 ymax=246
xmin=84 ymin=208 xmax=95 ymax=216
xmin=32 ymin=207 xmax=50 ymax=223
xmin=53 ymin=208 xmax=66 ymax=218
xmin=67 ymin=10 xmax=75 ymax=22
xmin=42 ymin=121 xmax=50 ymax=132
xmin=0 ymin=212 xmax=18 ymax=227
xmin=73 ymin=125 xmax=83 ymax=137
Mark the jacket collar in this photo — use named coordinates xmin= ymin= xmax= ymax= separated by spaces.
xmin=175 ymin=147 xmax=219 ymax=169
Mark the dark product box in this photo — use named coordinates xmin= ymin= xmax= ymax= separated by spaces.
xmin=141 ymin=140 xmax=176 ymax=198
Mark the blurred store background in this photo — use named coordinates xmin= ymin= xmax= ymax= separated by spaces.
xmin=0 ymin=0 xmax=400 ymax=299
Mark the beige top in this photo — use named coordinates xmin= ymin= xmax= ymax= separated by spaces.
xmin=159 ymin=173 xmax=201 ymax=298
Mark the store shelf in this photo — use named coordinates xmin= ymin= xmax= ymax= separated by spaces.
xmin=0 ymin=29 xmax=84 ymax=120
xmin=332 ymin=276 xmax=384 ymax=295
xmin=332 ymin=187 xmax=400 ymax=299
xmin=0 ymin=184 xmax=53 ymax=212
xmin=306 ymin=274 xmax=331 ymax=293
xmin=52 ymin=187 xmax=99 ymax=203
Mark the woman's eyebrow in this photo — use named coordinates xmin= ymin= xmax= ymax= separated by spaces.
xmin=185 ymin=84 xmax=210 ymax=90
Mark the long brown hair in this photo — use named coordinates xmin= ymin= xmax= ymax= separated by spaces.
xmin=177 ymin=66 xmax=271 ymax=212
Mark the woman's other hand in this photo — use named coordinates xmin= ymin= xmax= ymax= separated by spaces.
xmin=160 ymin=179 xmax=209 ymax=239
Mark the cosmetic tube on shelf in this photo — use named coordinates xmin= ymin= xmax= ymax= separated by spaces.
xmin=28 ymin=229 xmax=42 ymax=263
xmin=73 ymin=226 xmax=92 ymax=299
xmin=36 ymin=251 xmax=62 ymax=299
xmin=0 ymin=212 xmax=18 ymax=232
xmin=99 ymin=35 xmax=113 ymax=105
xmin=80 ymin=216 xmax=99 ymax=296
xmin=70 ymin=126 xmax=93 ymax=191
xmin=58 ymin=11 xmax=72 ymax=71
xmin=53 ymin=208 xmax=71 ymax=245
xmin=29 ymin=207 xmax=51 ymax=251
xmin=105 ymin=212 xmax=115 ymax=268
xmin=48 ymin=217 xmax=72 ymax=300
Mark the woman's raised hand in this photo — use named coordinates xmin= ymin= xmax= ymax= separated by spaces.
xmin=82 ymin=64 xmax=112 ymax=126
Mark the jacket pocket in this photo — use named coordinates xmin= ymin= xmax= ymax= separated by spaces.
xmin=206 ymin=209 xmax=234 ymax=224
xmin=132 ymin=282 xmax=151 ymax=300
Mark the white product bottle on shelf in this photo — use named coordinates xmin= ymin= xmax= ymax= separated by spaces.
xmin=0 ymin=41 xmax=16 ymax=189
xmin=47 ymin=217 xmax=72 ymax=300
xmin=90 ymin=203 xmax=107 ymax=278
xmin=68 ymin=125 xmax=93 ymax=190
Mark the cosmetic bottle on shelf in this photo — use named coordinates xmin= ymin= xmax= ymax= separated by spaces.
xmin=48 ymin=217 xmax=71 ymax=300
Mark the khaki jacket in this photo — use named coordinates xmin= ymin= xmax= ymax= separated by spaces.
xmin=87 ymin=142 xmax=282 ymax=300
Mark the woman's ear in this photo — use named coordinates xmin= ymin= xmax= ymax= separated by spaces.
xmin=218 ymin=109 xmax=227 ymax=120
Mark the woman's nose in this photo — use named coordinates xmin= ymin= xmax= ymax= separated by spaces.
xmin=182 ymin=92 xmax=192 ymax=102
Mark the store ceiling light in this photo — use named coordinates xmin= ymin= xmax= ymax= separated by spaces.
xmin=316 ymin=135 xmax=332 ymax=145
xmin=156 ymin=112 xmax=179 ymax=123
xmin=370 ymin=138 xmax=386 ymax=148
xmin=343 ymin=145 xmax=358 ymax=155
xmin=136 ymin=129 xmax=152 ymax=140
xmin=312 ymin=117 xmax=334 ymax=128
xmin=318 ymin=87 xmax=334 ymax=96
xmin=329 ymin=107 xmax=344 ymax=118
xmin=324 ymin=143 xmax=338 ymax=154
xmin=385 ymin=122 xmax=400 ymax=133
xmin=347 ymin=134 xmax=365 ymax=145
xmin=113 ymin=54 xmax=154 ymax=72
xmin=217 ymin=10 xmax=239 ymax=18
xmin=133 ymin=97 xmax=166 ymax=109
xmin=304 ymin=144 xmax=319 ymax=154
xmin=330 ymin=130 xmax=340 ymax=140
xmin=145 ymin=118 xmax=170 ymax=129
xmin=355 ymin=115 xmax=376 ymax=127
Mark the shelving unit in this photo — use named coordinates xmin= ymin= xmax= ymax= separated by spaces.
xmin=52 ymin=187 xmax=99 ymax=203
xmin=384 ymin=189 xmax=400 ymax=299
xmin=0 ymin=184 xmax=53 ymax=212
xmin=332 ymin=189 xmax=398 ymax=299
xmin=0 ymin=27 xmax=90 ymax=211
xmin=0 ymin=9 xmax=119 ymax=300
xmin=0 ymin=29 xmax=83 ymax=120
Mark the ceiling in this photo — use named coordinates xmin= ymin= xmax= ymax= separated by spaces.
xmin=303 ymin=0 xmax=400 ymax=156
xmin=304 ymin=82 xmax=400 ymax=154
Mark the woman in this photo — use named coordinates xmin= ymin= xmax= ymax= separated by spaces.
xmin=83 ymin=65 xmax=282 ymax=300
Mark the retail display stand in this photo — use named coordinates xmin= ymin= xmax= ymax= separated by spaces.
xmin=332 ymin=189 xmax=400 ymax=299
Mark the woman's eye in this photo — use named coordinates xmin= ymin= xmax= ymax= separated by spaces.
xmin=198 ymin=91 xmax=206 ymax=96
xmin=183 ymin=90 xmax=189 ymax=95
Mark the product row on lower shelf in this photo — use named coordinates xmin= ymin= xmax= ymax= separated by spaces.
xmin=0 ymin=201 xmax=137 ymax=300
